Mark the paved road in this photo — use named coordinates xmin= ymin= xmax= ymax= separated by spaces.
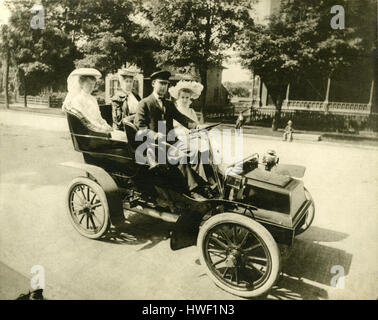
xmin=0 ymin=110 xmax=377 ymax=300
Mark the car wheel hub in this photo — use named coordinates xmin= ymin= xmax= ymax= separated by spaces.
xmin=225 ymin=249 xmax=241 ymax=268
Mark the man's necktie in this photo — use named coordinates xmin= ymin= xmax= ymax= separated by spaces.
xmin=158 ymin=97 xmax=166 ymax=115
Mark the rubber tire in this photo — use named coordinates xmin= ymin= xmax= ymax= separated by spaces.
xmin=66 ymin=177 xmax=110 ymax=239
xmin=295 ymin=187 xmax=315 ymax=236
xmin=197 ymin=213 xmax=281 ymax=298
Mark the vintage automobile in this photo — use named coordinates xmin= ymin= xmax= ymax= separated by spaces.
xmin=61 ymin=105 xmax=315 ymax=298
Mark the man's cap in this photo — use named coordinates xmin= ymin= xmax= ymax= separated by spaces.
xmin=150 ymin=70 xmax=171 ymax=81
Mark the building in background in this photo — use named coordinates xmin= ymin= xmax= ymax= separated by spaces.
xmin=253 ymin=0 xmax=281 ymax=24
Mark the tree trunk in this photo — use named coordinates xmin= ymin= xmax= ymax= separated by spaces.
xmin=23 ymin=72 xmax=27 ymax=108
xmin=272 ymin=95 xmax=283 ymax=131
xmin=19 ymin=68 xmax=28 ymax=108
xmin=15 ymin=69 xmax=20 ymax=102
xmin=2 ymin=49 xmax=10 ymax=109
xmin=199 ymin=67 xmax=208 ymax=123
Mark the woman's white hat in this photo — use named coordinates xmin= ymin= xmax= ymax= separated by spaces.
xmin=169 ymin=80 xmax=204 ymax=100
xmin=118 ymin=65 xmax=141 ymax=78
xmin=63 ymin=68 xmax=101 ymax=111
xmin=69 ymin=68 xmax=102 ymax=79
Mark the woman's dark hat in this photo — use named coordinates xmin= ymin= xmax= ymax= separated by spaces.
xmin=150 ymin=70 xmax=171 ymax=81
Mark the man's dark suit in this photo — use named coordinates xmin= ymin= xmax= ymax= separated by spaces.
xmin=134 ymin=93 xmax=201 ymax=192
xmin=134 ymin=93 xmax=197 ymax=135
xmin=111 ymin=89 xmax=141 ymax=130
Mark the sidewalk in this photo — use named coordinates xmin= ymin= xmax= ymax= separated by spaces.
xmin=222 ymin=123 xmax=378 ymax=147
xmin=1 ymin=103 xmax=64 ymax=116
xmin=222 ymin=124 xmax=321 ymax=142
xmin=1 ymin=104 xmax=378 ymax=147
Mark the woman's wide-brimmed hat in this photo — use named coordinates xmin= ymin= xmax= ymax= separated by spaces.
xmin=168 ymin=80 xmax=204 ymax=100
xmin=68 ymin=68 xmax=102 ymax=79
xmin=118 ymin=65 xmax=141 ymax=78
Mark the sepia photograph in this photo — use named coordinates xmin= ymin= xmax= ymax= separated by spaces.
xmin=0 ymin=0 xmax=377 ymax=303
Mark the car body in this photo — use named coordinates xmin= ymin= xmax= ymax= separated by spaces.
xmin=62 ymin=105 xmax=315 ymax=298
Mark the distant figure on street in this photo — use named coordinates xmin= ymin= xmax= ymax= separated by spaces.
xmin=283 ymin=120 xmax=294 ymax=142
xmin=235 ymin=112 xmax=245 ymax=130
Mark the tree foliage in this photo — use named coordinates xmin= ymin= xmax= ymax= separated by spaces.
xmin=238 ymin=0 xmax=373 ymax=129
xmin=2 ymin=0 xmax=78 ymax=96
xmin=140 ymin=0 xmax=255 ymax=111
xmin=1 ymin=0 xmax=159 ymax=97
xmin=51 ymin=0 xmax=160 ymax=75
xmin=223 ymin=81 xmax=252 ymax=98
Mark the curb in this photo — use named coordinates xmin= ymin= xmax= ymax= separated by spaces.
xmin=222 ymin=124 xmax=321 ymax=142
xmin=1 ymin=105 xmax=64 ymax=117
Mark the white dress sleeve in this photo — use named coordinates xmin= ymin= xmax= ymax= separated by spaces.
xmin=71 ymin=94 xmax=113 ymax=133
xmin=128 ymin=93 xmax=139 ymax=114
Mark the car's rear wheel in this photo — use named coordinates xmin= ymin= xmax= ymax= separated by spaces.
xmin=197 ymin=213 xmax=280 ymax=298
xmin=295 ymin=187 xmax=315 ymax=236
xmin=66 ymin=177 xmax=110 ymax=239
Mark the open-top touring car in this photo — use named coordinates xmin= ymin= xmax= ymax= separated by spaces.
xmin=61 ymin=105 xmax=315 ymax=298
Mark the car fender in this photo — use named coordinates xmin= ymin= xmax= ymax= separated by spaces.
xmin=60 ymin=161 xmax=124 ymax=226
xmin=170 ymin=199 xmax=255 ymax=251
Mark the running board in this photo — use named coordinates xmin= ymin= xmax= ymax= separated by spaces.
xmin=123 ymin=203 xmax=179 ymax=223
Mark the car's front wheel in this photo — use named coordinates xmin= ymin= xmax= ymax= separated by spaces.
xmin=197 ymin=213 xmax=280 ymax=298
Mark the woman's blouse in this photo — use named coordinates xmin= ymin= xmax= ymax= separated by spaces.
xmin=173 ymin=104 xmax=198 ymax=131
xmin=64 ymin=90 xmax=113 ymax=133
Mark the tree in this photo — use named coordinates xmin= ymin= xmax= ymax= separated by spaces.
xmin=140 ymin=0 xmax=255 ymax=114
xmin=2 ymin=0 xmax=79 ymax=105
xmin=223 ymin=81 xmax=252 ymax=98
xmin=0 ymin=25 xmax=10 ymax=108
xmin=238 ymin=0 xmax=369 ymax=130
xmin=51 ymin=0 xmax=160 ymax=76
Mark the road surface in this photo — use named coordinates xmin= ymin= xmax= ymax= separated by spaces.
xmin=0 ymin=110 xmax=377 ymax=300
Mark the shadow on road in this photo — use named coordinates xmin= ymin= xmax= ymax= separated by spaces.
xmin=265 ymin=226 xmax=352 ymax=300
xmin=264 ymin=276 xmax=329 ymax=300
xmin=100 ymin=212 xmax=172 ymax=251
xmin=194 ymin=225 xmax=351 ymax=300
xmin=296 ymin=226 xmax=349 ymax=242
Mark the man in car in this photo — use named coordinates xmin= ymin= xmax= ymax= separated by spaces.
xmin=134 ymin=70 xmax=211 ymax=199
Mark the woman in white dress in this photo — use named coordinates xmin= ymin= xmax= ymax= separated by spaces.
xmin=169 ymin=80 xmax=202 ymax=130
xmin=169 ymin=80 xmax=221 ymax=161
xmin=168 ymin=80 xmax=220 ymax=189
xmin=62 ymin=68 xmax=126 ymax=140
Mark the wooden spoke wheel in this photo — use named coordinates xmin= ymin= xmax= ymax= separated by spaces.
xmin=66 ymin=177 xmax=110 ymax=239
xmin=295 ymin=187 xmax=315 ymax=236
xmin=197 ymin=213 xmax=280 ymax=298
